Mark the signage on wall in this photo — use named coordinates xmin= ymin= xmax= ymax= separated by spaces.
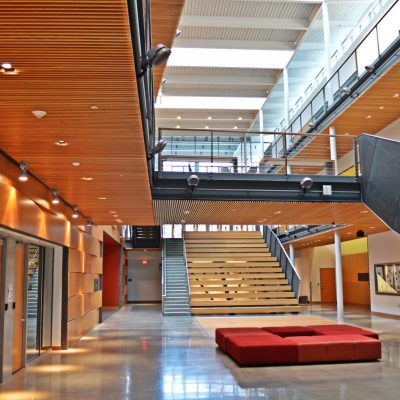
xmin=7 ymin=284 xmax=14 ymax=302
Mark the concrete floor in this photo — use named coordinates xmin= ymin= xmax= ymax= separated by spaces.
xmin=1 ymin=304 xmax=400 ymax=399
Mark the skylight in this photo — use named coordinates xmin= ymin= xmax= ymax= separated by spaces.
xmin=167 ymin=48 xmax=294 ymax=69
xmin=155 ymin=96 xmax=266 ymax=110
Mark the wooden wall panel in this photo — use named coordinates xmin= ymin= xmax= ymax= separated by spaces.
xmin=342 ymin=253 xmax=370 ymax=306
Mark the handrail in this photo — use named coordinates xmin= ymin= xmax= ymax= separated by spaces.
xmin=161 ymin=238 xmax=167 ymax=303
xmin=263 ymin=225 xmax=301 ymax=297
xmin=182 ymin=233 xmax=191 ymax=301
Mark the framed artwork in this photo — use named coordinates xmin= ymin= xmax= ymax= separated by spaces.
xmin=374 ymin=263 xmax=400 ymax=295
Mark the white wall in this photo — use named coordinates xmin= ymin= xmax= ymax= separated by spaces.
xmin=126 ymin=250 xmax=161 ymax=302
xmin=368 ymin=231 xmax=400 ymax=316
xmin=295 ymin=245 xmax=336 ymax=302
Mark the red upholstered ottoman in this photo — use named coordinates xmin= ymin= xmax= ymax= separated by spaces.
xmin=287 ymin=334 xmax=381 ymax=363
xmin=262 ymin=326 xmax=317 ymax=337
xmin=225 ymin=334 xmax=298 ymax=366
xmin=310 ymin=324 xmax=379 ymax=339
xmin=215 ymin=328 xmax=272 ymax=353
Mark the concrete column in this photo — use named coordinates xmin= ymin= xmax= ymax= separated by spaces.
xmin=243 ymin=134 xmax=248 ymax=170
xmin=322 ymin=0 xmax=334 ymax=106
xmin=329 ymin=125 xmax=338 ymax=175
xmin=334 ymin=230 xmax=344 ymax=321
xmin=283 ymin=68 xmax=290 ymax=130
xmin=289 ymin=243 xmax=295 ymax=266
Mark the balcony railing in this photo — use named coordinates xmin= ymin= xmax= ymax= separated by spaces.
xmin=156 ymin=128 xmax=359 ymax=177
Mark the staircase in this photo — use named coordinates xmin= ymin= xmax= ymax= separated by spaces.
xmin=27 ymin=246 xmax=40 ymax=318
xmin=162 ymin=239 xmax=191 ymax=316
xmin=185 ymin=231 xmax=301 ymax=315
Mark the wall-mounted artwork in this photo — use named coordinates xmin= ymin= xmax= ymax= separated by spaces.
xmin=374 ymin=263 xmax=400 ymax=295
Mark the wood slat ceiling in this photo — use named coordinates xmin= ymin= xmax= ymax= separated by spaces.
xmin=153 ymin=199 xmax=389 ymax=235
xmin=0 ymin=0 xmax=184 ymax=225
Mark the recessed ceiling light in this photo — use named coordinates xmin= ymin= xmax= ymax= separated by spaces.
xmin=72 ymin=162 xmax=80 ymax=167
xmin=238 ymin=117 xmax=242 ymax=120
xmin=274 ymin=211 xmax=282 ymax=214
xmin=207 ymin=116 xmax=212 ymax=120
xmin=360 ymin=210 xmax=368 ymax=213
xmin=98 ymin=197 xmax=107 ymax=200
xmin=346 ymin=232 xmax=352 ymax=235
xmin=55 ymin=140 xmax=68 ymax=146
xmin=233 ymin=126 xmax=238 ymax=129
xmin=205 ymin=125 xmax=209 ymax=129
xmin=176 ymin=125 xmax=180 ymax=129
xmin=32 ymin=110 xmax=47 ymax=119
xmin=1 ymin=62 xmax=16 ymax=73
xmin=177 ymin=116 xmax=181 ymax=120
xmin=393 ymin=93 xmax=399 ymax=98
xmin=110 ymin=211 xmax=117 ymax=213
xmin=379 ymin=106 xmax=384 ymax=110
xmin=82 ymin=177 xmax=93 ymax=181
xmin=369 ymin=226 xmax=375 ymax=229
xmin=181 ymin=219 xmax=186 ymax=223
xmin=366 ymin=115 xmax=372 ymax=119
xmin=90 ymin=105 xmax=99 ymax=110
xmin=344 ymin=132 xmax=349 ymax=135
xmin=1 ymin=62 xmax=13 ymax=70
xmin=184 ymin=210 xmax=190 ymax=214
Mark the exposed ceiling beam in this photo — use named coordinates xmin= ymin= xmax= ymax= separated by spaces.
xmin=163 ymin=88 xmax=270 ymax=98
xmin=174 ymin=38 xmax=296 ymax=51
xmin=179 ymin=16 xmax=310 ymax=31
xmin=164 ymin=74 xmax=276 ymax=86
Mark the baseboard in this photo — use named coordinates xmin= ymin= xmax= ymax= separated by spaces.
xmin=52 ymin=346 xmax=62 ymax=350
xmin=102 ymin=306 xmax=119 ymax=311
xmin=371 ymin=311 xmax=400 ymax=320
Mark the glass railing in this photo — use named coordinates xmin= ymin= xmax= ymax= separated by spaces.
xmin=156 ymin=128 xmax=359 ymax=177
xmin=284 ymin=0 xmax=399 ymax=135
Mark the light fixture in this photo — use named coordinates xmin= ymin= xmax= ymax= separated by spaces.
xmin=109 ymin=211 xmax=117 ymax=214
xmin=72 ymin=162 xmax=80 ymax=167
xmin=86 ymin=217 xmax=93 ymax=227
xmin=366 ymin=115 xmax=372 ymax=119
xmin=394 ymin=93 xmax=400 ymax=98
xmin=90 ymin=105 xmax=99 ymax=110
xmin=55 ymin=140 xmax=68 ymax=146
xmin=340 ymin=87 xmax=351 ymax=96
xmin=181 ymin=219 xmax=186 ymax=224
xmin=18 ymin=161 xmax=29 ymax=182
xmin=187 ymin=174 xmax=200 ymax=191
xmin=184 ymin=210 xmax=190 ymax=214
xmin=238 ymin=117 xmax=242 ymax=120
xmin=82 ymin=177 xmax=93 ymax=181
xmin=98 ymin=197 xmax=107 ymax=200
xmin=72 ymin=206 xmax=79 ymax=219
xmin=360 ymin=210 xmax=368 ymax=214
xmin=379 ymin=106 xmax=384 ymax=110
xmin=176 ymin=125 xmax=181 ymax=129
xmin=308 ymin=122 xmax=316 ymax=129
xmin=147 ymin=140 xmax=167 ymax=160
xmin=32 ymin=110 xmax=47 ymax=119
xmin=176 ymin=29 xmax=182 ymax=38
xmin=205 ymin=125 xmax=209 ymax=129
xmin=51 ymin=188 xmax=60 ymax=204
xmin=356 ymin=230 xmax=365 ymax=238
xmin=300 ymin=177 xmax=313 ymax=192
xmin=365 ymin=65 xmax=375 ymax=74
xmin=1 ymin=62 xmax=15 ymax=73
xmin=177 ymin=115 xmax=181 ymax=120
xmin=140 ymin=44 xmax=171 ymax=75
xmin=233 ymin=126 xmax=238 ymax=130
xmin=208 ymin=116 xmax=212 ymax=120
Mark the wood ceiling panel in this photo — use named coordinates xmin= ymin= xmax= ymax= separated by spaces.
xmin=153 ymin=199 xmax=389 ymax=234
xmin=0 ymin=0 xmax=184 ymax=225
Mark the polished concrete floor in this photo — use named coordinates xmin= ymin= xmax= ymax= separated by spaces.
xmin=1 ymin=304 xmax=400 ymax=399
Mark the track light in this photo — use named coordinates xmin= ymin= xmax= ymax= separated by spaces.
xmin=365 ymin=65 xmax=375 ymax=74
xmin=72 ymin=205 xmax=79 ymax=219
xmin=18 ymin=161 xmax=29 ymax=182
xmin=1 ymin=62 xmax=15 ymax=73
xmin=86 ymin=217 xmax=93 ymax=227
xmin=51 ymin=188 xmax=60 ymax=204
xmin=187 ymin=174 xmax=200 ymax=192
xmin=340 ymin=87 xmax=351 ymax=96
xmin=308 ymin=122 xmax=316 ymax=129
xmin=147 ymin=140 xmax=167 ymax=160
xmin=176 ymin=29 xmax=182 ymax=38
xmin=300 ymin=177 xmax=313 ymax=193
xmin=140 ymin=44 xmax=171 ymax=75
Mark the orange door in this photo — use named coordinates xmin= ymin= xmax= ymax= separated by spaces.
xmin=320 ymin=268 xmax=336 ymax=303
xmin=0 ymin=241 xmax=2 ymax=311
xmin=12 ymin=243 xmax=25 ymax=373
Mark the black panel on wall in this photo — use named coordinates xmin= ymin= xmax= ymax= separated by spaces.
xmin=360 ymin=134 xmax=400 ymax=234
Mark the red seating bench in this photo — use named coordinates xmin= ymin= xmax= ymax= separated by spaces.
xmin=215 ymin=324 xmax=381 ymax=367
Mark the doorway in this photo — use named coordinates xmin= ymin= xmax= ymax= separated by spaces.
xmin=320 ymin=268 xmax=336 ymax=303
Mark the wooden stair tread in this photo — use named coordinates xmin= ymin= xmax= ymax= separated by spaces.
xmin=190 ymin=273 xmax=285 ymax=279
xmin=188 ymin=267 xmax=282 ymax=273
xmin=190 ymin=299 xmax=299 ymax=307
xmin=190 ymin=292 xmax=295 ymax=299
xmin=190 ymin=285 xmax=292 ymax=292
xmin=190 ymin=278 xmax=289 ymax=285
xmin=190 ymin=305 xmax=301 ymax=315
